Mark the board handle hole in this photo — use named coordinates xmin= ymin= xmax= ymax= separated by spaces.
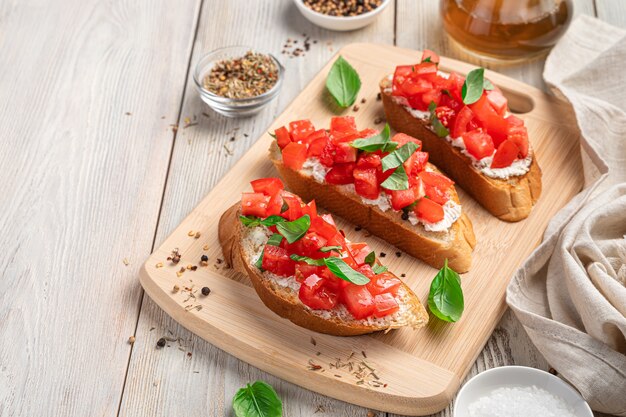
xmin=501 ymin=88 xmax=534 ymax=114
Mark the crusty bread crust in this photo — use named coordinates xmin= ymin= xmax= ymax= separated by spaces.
xmin=219 ymin=204 xmax=429 ymax=336
xmin=380 ymin=77 xmax=542 ymax=222
xmin=270 ymin=143 xmax=476 ymax=273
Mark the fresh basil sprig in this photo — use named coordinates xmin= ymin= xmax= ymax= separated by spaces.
xmin=275 ymin=215 xmax=311 ymax=243
xmin=350 ymin=124 xmax=396 ymax=153
xmin=428 ymin=101 xmax=450 ymax=138
xmin=461 ymin=68 xmax=494 ymax=105
xmin=364 ymin=251 xmax=376 ymax=266
xmin=381 ymin=142 xmax=419 ymax=172
xmin=381 ymin=164 xmax=409 ymax=191
xmin=372 ymin=264 xmax=388 ymax=274
xmin=255 ymin=234 xmax=284 ymax=270
xmin=232 ymin=380 xmax=282 ymax=417
xmin=326 ymin=56 xmax=361 ymax=108
xmin=240 ymin=215 xmax=287 ymax=228
xmin=289 ymin=255 xmax=370 ymax=285
xmin=428 ymin=259 xmax=464 ymax=323
xmin=319 ymin=246 xmax=342 ymax=253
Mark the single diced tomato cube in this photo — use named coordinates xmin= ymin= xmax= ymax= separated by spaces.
xmin=435 ymin=106 xmax=456 ymax=127
xmin=356 ymin=153 xmax=382 ymax=170
xmin=422 ymin=88 xmax=442 ymax=107
xmin=241 ymin=192 xmax=269 ymax=217
xmin=390 ymin=187 xmax=418 ymax=210
xmin=421 ymin=49 xmax=440 ymax=64
xmin=506 ymin=115 xmax=524 ymax=127
xmin=507 ymin=124 xmax=529 ymax=158
xmin=293 ymin=232 xmax=328 ymax=257
xmin=367 ymin=273 xmax=402 ymax=296
xmin=275 ymin=126 xmax=291 ymax=149
xmin=400 ymin=76 xmax=433 ymax=97
xmin=415 ymin=198 xmax=445 ymax=223
xmin=289 ymin=120 xmax=315 ymax=142
xmin=282 ymin=142 xmax=308 ymax=170
xmin=451 ymin=106 xmax=475 ymax=138
xmin=310 ymin=216 xmax=338 ymax=240
xmin=306 ymin=130 xmax=330 ymax=157
xmin=342 ymin=285 xmax=375 ymax=319
xmin=462 ymin=129 xmax=495 ymax=160
xmin=358 ymin=128 xmax=379 ymax=138
xmin=325 ymin=162 xmax=355 ymax=185
xmin=412 ymin=151 xmax=429 ymax=172
xmin=333 ymin=142 xmax=358 ymax=163
xmin=301 ymin=200 xmax=318 ymax=219
xmin=392 ymin=65 xmax=414 ymax=95
xmin=419 ymin=171 xmax=454 ymax=189
xmin=318 ymin=141 xmax=336 ymax=167
xmin=330 ymin=116 xmax=357 ymax=133
xmin=423 ymin=184 xmax=449 ymax=205
xmin=281 ymin=191 xmax=303 ymax=221
xmin=412 ymin=62 xmax=438 ymax=77
xmin=356 ymin=264 xmax=376 ymax=279
xmin=262 ymin=245 xmax=295 ymax=277
xmin=353 ymin=168 xmax=380 ymax=200
xmin=486 ymin=89 xmax=508 ymax=116
xmin=491 ymin=140 xmax=519 ymax=169
xmin=347 ymin=242 xmax=372 ymax=265
xmin=326 ymin=232 xmax=346 ymax=249
xmin=266 ymin=192 xmax=284 ymax=216
xmin=299 ymin=274 xmax=338 ymax=310
xmin=250 ymin=177 xmax=284 ymax=196
xmin=295 ymin=264 xmax=323 ymax=282
xmin=391 ymin=133 xmax=422 ymax=149
xmin=372 ymin=293 xmax=400 ymax=318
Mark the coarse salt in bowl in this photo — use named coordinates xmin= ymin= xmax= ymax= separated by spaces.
xmin=293 ymin=0 xmax=391 ymax=32
xmin=453 ymin=366 xmax=593 ymax=417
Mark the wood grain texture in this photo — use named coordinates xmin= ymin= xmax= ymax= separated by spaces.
xmin=596 ymin=0 xmax=626 ymax=28
xmin=0 ymin=0 xmax=200 ymax=416
xmin=118 ymin=1 xmax=396 ymax=416
xmin=136 ymin=43 xmax=584 ymax=415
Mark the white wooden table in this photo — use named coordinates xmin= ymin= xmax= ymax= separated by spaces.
xmin=1 ymin=1 xmax=624 ymax=416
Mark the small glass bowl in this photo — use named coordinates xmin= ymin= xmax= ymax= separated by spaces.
xmin=193 ymin=46 xmax=284 ymax=118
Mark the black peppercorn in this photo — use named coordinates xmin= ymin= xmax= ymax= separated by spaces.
xmin=200 ymin=254 xmax=208 ymax=262
xmin=401 ymin=212 xmax=409 ymax=221
xmin=380 ymin=252 xmax=386 ymax=258
xmin=156 ymin=338 xmax=166 ymax=348
xmin=395 ymin=252 xmax=401 ymax=257
xmin=201 ymin=287 xmax=211 ymax=296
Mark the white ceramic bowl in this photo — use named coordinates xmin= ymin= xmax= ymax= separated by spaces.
xmin=454 ymin=366 xmax=593 ymax=417
xmin=293 ymin=0 xmax=391 ymax=31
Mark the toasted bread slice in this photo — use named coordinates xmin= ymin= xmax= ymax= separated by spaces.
xmin=380 ymin=77 xmax=542 ymax=222
xmin=219 ymin=204 xmax=429 ymax=336
xmin=270 ymin=143 xmax=476 ymax=273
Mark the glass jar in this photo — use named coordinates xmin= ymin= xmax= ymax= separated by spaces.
xmin=440 ymin=0 xmax=573 ymax=62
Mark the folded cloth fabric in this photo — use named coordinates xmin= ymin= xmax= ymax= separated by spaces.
xmin=507 ymin=15 xmax=626 ymax=416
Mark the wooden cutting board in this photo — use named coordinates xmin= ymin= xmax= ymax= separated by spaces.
xmin=140 ymin=43 xmax=583 ymax=415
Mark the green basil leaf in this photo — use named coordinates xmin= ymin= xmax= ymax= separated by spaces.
xmin=268 ymin=131 xmax=276 ymax=139
xmin=428 ymin=259 xmax=464 ymax=323
xmin=289 ymin=254 xmax=326 ymax=266
xmin=261 ymin=215 xmax=286 ymax=227
xmin=232 ymin=380 xmax=282 ymax=417
xmin=319 ymin=246 xmax=342 ymax=253
xmin=255 ymin=234 xmax=283 ymax=270
xmin=381 ymin=142 xmax=419 ymax=172
xmin=280 ymin=201 xmax=289 ymax=213
xmin=350 ymin=124 xmax=396 ymax=153
xmin=276 ymin=215 xmax=311 ymax=243
xmin=240 ymin=215 xmax=261 ymax=227
xmin=428 ymin=101 xmax=450 ymax=138
xmin=372 ymin=264 xmax=388 ymax=274
xmin=422 ymin=56 xmax=432 ymax=63
xmin=326 ymin=56 xmax=361 ymax=108
xmin=483 ymin=78 xmax=494 ymax=91
xmin=381 ymin=165 xmax=409 ymax=191
xmin=323 ymin=257 xmax=370 ymax=285
xmin=461 ymin=68 xmax=485 ymax=105
xmin=364 ymin=251 xmax=375 ymax=266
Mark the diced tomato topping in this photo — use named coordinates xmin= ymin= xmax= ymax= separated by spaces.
xmin=372 ymin=293 xmax=400 ymax=318
xmin=281 ymin=191 xmax=303 ymax=221
xmin=342 ymin=285 xmax=375 ymax=319
xmin=391 ymin=133 xmax=422 ymax=149
xmin=356 ymin=152 xmax=382 ymax=169
xmin=486 ymin=89 xmax=508 ymax=116
xmin=330 ymin=116 xmax=357 ymax=133
xmin=491 ymin=140 xmax=519 ymax=169
xmin=353 ymin=168 xmax=380 ymax=200
xmin=301 ymin=200 xmax=318 ymax=219
xmin=250 ymin=177 xmax=284 ymax=196
xmin=299 ymin=274 xmax=338 ymax=310
xmin=310 ymin=215 xmax=338 ymax=240
xmin=389 ymin=187 xmax=419 ymax=210
xmin=435 ymin=106 xmax=456 ymax=127
xmin=507 ymin=124 xmax=529 ymax=158
xmin=419 ymin=171 xmax=454 ymax=189
xmin=421 ymin=49 xmax=440 ymax=64
xmin=262 ymin=245 xmax=295 ymax=277
xmin=295 ymin=264 xmax=323 ymax=281
xmin=412 ymin=151 xmax=429 ymax=172
xmin=241 ymin=192 xmax=269 ymax=217
xmin=325 ymin=162 xmax=355 ymax=185
xmin=318 ymin=140 xmax=335 ymax=167
xmin=415 ymin=198 xmax=445 ymax=223
xmin=347 ymin=242 xmax=372 ymax=265
xmin=462 ymin=129 xmax=495 ymax=160
xmin=506 ymin=115 xmax=524 ymax=127
xmin=306 ymin=130 xmax=329 ymax=157
xmin=275 ymin=126 xmax=291 ymax=149
xmin=293 ymin=232 xmax=327 ymax=257
xmin=266 ymin=192 xmax=284 ymax=216
xmin=451 ymin=106 xmax=475 ymax=138
xmin=289 ymin=120 xmax=315 ymax=142
xmin=359 ymin=128 xmax=379 ymax=138
xmin=333 ymin=142 xmax=358 ymax=163
xmin=367 ymin=272 xmax=402 ymax=296
xmin=282 ymin=142 xmax=308 ymax=170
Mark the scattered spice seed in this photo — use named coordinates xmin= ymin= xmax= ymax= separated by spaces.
xmin=201 ymin=255 xmax=209 ymax=263
xmin=379 ymin=252 xmax=386 ymax=258
xmin=376 ymin=92 xmax=382 ymax=101
xmin=310 ymin=337 xmax=317 ymax=346
xmin=203 ymin=51 xmax=278 ymax=99
xmin=187 ymin=352 xmax=192 ymax=357
xmin=374 ymin=117 xmax=383 ymax=124
xmin=355 ymin=225 xmax=362 ymax=231
xmin=122 ymin=258 xmax=130 ymax=266
xmin=186 ymin=264 xmax=193 ymax=270
xmin=352 ymin=105 xmax=360 ymax=112
xmin=168 ymin=249 xmax=181 ymax=264
xmin=549 ymin=367 xmax=558 ymax=375
xmin=367 ymin=412 xmax=377 ymax=417
xmin=361 ymin=98 xmax=367 ymax=104
xmin=125 ymin=112 xmax=132 ymax=116
xmin=202 ymin=244 xmax=209 ymax=251
xmin=401 ymin=211 xmax=409 ymax=221
xmin=395 ymin=251 xmax=402 ymax=257
xmin=187 ymin=230 xmax=195 ymax=237
xmin=201 ymin=287 xmax=211 ymax=296
xmin=190 ymin=265 xmax=198 ymax=271
xmin=128 ymin=336 xmax=135 ymax=344
xmin=216 ymin=258 xmax=223 ymax=264
xmin=194 ymin=232 xmax=201 ymax=239
xmin=400 ymin=273 xmax=406 ymax=278
xmin=361 ymin=350 xmax=367 ymax=358
xmin=155 ymin=262 xmax=163 ymax=268
xmin=223 ymin=144 xmax=233 ymax=156
xmin=156 ymin=338 xmax=166 ymax=348
xmin=172 ymin=285 xmax=180 ymax=293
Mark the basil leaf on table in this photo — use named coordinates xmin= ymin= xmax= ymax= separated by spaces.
xmin=364 ymin=251 xmax=376 ymax=266
xmin=319 ymin=245 xmax=343 ymax=253
xmin=381 ymin=165 xmax=409 ymax=191
xmin=254 ymin=234 xmax=283 ymax=270
xmin=461 ymin=68 xmax=486 ymax=105
xmin=232 ymin=380 xmax=282 ymax=417
xmin=276 ymin=215 xmax=311 ymax=243
xmin=372 ymin=264 xmax=388 ymax=274
xmin=350 ymin=124 xmax=396 ymax=153
xmin=428 ymin=101 xmax=450 ymax=138
xmin=381 ymin=142 xmax=419 ymax=172
xmin=428 ymin=259 xmax=464 ymax=322
xmin=326 ymin=56 xmax=361 ymax=108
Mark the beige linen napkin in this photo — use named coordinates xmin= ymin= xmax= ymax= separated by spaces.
xmin=506 ymin=15 xmax=626 ymax=416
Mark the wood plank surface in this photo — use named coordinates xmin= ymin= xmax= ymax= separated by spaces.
xmin=117 ymin=1 xmax=396 ymax=416
xmin=0 ymin=0 xmax=200 ymax=416
xmin=596 ymin=0 xmax=626 ymax=27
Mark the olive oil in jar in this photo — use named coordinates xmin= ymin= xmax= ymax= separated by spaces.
xmin=440 ymin=0 xmax=573 ymax=61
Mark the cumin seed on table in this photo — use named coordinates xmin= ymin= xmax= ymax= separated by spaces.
xmin=203 ymin=51 xmax=278 ymax=99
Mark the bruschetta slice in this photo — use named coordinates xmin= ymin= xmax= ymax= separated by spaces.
xmin=380 ymin=49 xmax=542 ymax=222
xmin=269 ymin=118 xmax=475 ymax=273
xmin=219 ymin=178 xmax=428 ymax=336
